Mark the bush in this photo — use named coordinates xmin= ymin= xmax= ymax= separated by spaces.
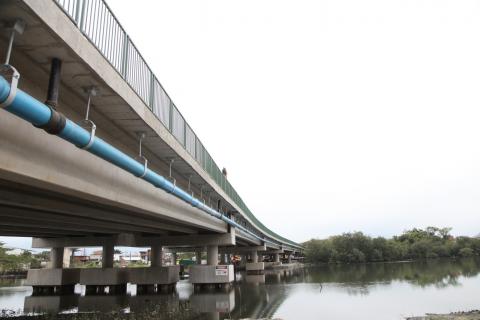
xmin=459 ymin=248 xmax=475 ymax=257
xmin=304 ymin=227 xmax=478 ymax=265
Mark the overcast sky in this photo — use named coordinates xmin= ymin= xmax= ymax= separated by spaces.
xmin=3 ymin=0 xmax=480 ymax=249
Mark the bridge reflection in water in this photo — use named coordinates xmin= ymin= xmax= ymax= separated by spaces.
xmin=22 ymin=268 xmax=306 ymax=320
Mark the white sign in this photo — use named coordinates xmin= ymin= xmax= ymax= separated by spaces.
xmin=215 ymin=265 xmax=228 ymax=276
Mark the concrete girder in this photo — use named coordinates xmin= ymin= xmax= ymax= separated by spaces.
xmin=265 ymin=243 xmax=281 ymax=250
xmin=0 ymin=216 xmax=117 ymax=236
xmin=263 ymin=249 xmax=284 ymax=254
xmin=135 ymin=232 xmax=235 ymax=247
xmin=0 ymin=113 xmax=228 ymax=237
xmin=0 ymin=230 xmax=75 ymax=238
xmin=163 ymin=247 xmax=205 ymax=253
xmin=0 ymin=183 xmax=196 ymax=235
xmin=235 ymin=229 xmax=262 ymax=246
xmin=0 ymin=207 xmax=160 ymax=235
xmin=0 ymin=225 xmax=87 ymax=237
xmin=218 ymin=244 xmax=267 ymax=254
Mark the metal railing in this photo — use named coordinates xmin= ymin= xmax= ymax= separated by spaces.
xmin=54 ymin=0 xmax=299 ymax=248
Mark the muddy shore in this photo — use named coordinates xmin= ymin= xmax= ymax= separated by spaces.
xmin=407 ymin=310 xmax=480 ymax=320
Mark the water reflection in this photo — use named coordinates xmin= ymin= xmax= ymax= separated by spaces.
xmin=24 ymin=295 xmax=79 ymax=314
xmin=0 ymin=258 xmax=478 ymax=319
xmin=305 ymin=258 xmax=480 ymax=292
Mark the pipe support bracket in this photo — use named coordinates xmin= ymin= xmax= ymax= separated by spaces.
xmin=135 ymin=155 xmax=148 ymax=178
xmin=0 ymin=65 xmax=19 ymax=109
xmin=78 ymin=119 xmax=96 ymax=150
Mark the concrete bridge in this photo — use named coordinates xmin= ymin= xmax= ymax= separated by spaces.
xmin=0 ymin=0 xmax=303 ymax=293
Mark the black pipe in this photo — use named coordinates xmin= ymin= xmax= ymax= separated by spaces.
xmin=45 ymin=58 xmax=62 ymax=109
xmin=38 ymin=57 xmax=66 ymax=135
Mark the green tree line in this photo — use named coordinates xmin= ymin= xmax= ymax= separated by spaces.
xmin=304 ymin=227 xmax=480 ymax=264
xmin=0 ymin=242 xmax=44 ymax=274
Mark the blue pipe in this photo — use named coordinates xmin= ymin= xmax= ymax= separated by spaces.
xmin=0 ymin=76 xmax=289 ymax=248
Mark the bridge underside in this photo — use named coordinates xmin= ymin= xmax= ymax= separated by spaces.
xmin=0 ymin=0 xmax=239 ymax=232
xmin=0 ymin=175 xmax=260 ymax=248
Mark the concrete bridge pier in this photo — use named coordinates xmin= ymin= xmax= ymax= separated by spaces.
xmin=220 ymin=252 xmax=227 ymax=265
xmin=190 ymin=244 xmax=234 ymax=291
xmin=26 ymin=246 xmax=79 ymax=295
xmin=207 ymin=245 xmax=218 ymax=265
xmin=102 ymin=244 xmax=114 ymax=268
xmin=274 ymin=253 xmax=280 ymax=264
xmin=150 ymin=245 xmax=163 ymax=267
xmin=50 ymin=247 xmax=64 ymax=269
xmin=246 ymin=247 xmax=265 ymax=275
xmin=131 ymin=245 xmax=179 ymax=295
xmin=196 ymin=250 xmax=202 ymax=264
xmin=82 ymin=243 xmax=127 ymax=295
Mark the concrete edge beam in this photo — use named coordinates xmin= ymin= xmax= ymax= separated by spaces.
xmin=32 ymin=232 xmax=235 ymax=248
xmin=246 ymin=262 xmax=265 ymax=272
xmin=25 ymin=268 xmax=80 ymax=286
xmin=32 ymin=234 xmax=134 ymax=248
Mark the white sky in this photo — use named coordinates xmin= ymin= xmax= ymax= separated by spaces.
xmin=3 ymin=0 xmax=480 ymax=249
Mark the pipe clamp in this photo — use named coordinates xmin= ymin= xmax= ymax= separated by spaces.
xmin=78 ymin=119 xmax=96 ymax=150
xmin=135 ymin=156 xmax=148 ymax=178
xmin=0 ymin=64 xmax=19 ymax=109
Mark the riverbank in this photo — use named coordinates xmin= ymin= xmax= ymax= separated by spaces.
xmin=407 ymin=310 xmax=480 ymax=320
xmin=0 ymin=271 xmax=27 ymax=278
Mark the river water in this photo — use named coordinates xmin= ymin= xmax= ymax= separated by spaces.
xmin=0 ymin=258 xmax=479 ymax=319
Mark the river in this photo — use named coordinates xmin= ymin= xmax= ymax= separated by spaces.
xmin=0 ymin=258 xmax=479 ymax=319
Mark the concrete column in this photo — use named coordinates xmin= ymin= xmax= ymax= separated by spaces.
xmin=287 ymin=255 xmax=292 ymax=263
xmin=172 ymin=252 xmax=177 ymax=265
xmin=50 ymin=247 xmax=64 ymax=268
xmin=196 ymin=250 xmax=202 ymax=264
xmin=258 ymin=254 xmax=263 ymax=263
xmin=220 ymin=253 xmax=227 ymax=265
xmin=242 ymin=254 xmax=247 ymax=265
xmin=150 ymin=245 xmax=163 ymax=267
xmin=63 ymin=248 xmax=72 ymax=268
xmin=206 ymin=312 xmax=220 ymax=320
xmin=251 ymin=250 xmax=258 ymax=263
xmin=274 ymin=253 xmax=280 ymax=263
xmin=207 ymin=245 xmax=218 ymax=266
xmin=102 ymin=244 xmax=114 ymax=268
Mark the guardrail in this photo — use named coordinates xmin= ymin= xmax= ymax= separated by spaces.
xmin=54 ymin=0 xmax=300 ymax=248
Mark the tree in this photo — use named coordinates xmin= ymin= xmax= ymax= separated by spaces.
xmin=459 ymin=248 xmax=474 ymax=257
xmin=304 ymin=227 xmax=477 ymax=265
